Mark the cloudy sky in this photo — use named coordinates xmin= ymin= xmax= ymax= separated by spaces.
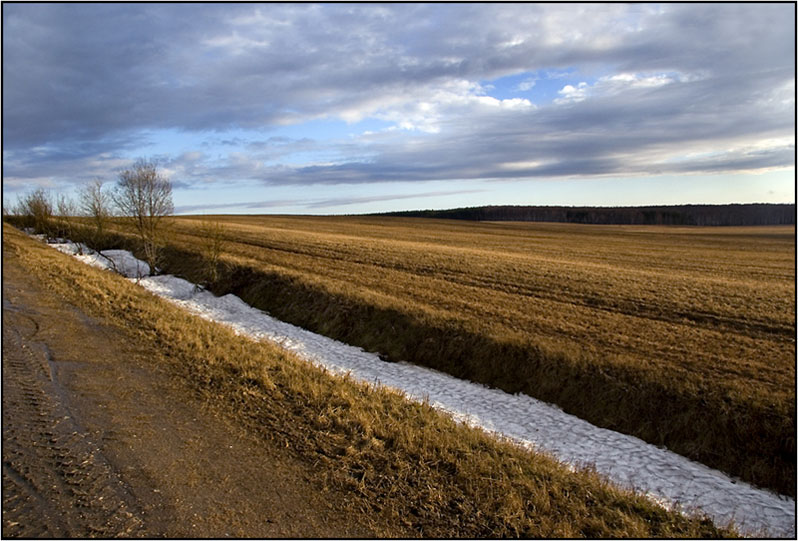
xmin=3 ymin=3 xmax=795 ymax=215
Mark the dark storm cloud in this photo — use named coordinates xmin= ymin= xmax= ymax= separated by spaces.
xmin=2 ymin=3 xmax=794 ymax=191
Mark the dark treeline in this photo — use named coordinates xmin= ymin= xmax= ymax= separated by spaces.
xmin=376 ymin=204 xmax=796 ymax=226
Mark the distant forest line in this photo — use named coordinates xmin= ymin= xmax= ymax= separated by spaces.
xmin=376 ymin=204 xmax=796 ymax=226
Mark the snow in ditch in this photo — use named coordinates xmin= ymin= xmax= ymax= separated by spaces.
xmin=44 ymin=240 xmax=796 ymax=537
xmin=48 ymin=240 xmax=150 ymax=279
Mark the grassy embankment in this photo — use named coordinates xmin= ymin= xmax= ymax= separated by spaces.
xmin=150 ymin=215 xmax=795 ymax=498
xmin=3 ymin=224 xmax=734 ymax=538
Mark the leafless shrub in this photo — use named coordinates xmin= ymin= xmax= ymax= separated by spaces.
xmin=198 ymin=219 xmax=227 ymax=286
xmin=55 ymin=194 xmax=79 ymax=248
xmin=17 ymin=189 xmax=55 ymax=238
xmin=78 ymin=179 xmax=113 ymax=252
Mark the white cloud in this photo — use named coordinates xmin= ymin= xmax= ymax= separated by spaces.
xmin=555 ymin=71 xmax=694 ymax=104
xmin=203 ymin=32 xmax=270 ymax=54
xmin=604 ymin=72 xmax=673 ymax=88
xmin=362 ymin=80 xmax=534 ymax=134
xmin=555 ymin=82 xmax=590 ymax=104
xmin=499 ymin=160 xmax=546 ymax=170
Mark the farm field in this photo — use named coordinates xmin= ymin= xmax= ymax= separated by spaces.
xmin=3 ymin=224 xmax=736 ymax=538
xmin=158 ymin=216 xmax=795 ymax=497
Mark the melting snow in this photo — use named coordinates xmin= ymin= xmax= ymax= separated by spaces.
xmin=42 ymin=240 xmax=796 ymax=537
xmin=50 ymin=242 xmax=150 ymax=279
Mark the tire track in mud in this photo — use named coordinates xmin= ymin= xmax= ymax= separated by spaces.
xmin=2 ymin=302 xmax=145 ymax=538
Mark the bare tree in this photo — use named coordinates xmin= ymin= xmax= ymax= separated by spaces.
xmin=112 ymin=159 xmax=174 ymax=271
xmin=78 ymin=179 xmax=113 ymax=251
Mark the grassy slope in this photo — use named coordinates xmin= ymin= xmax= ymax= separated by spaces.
xmin=3 ymin=224 xmax=735 ymax=538
xmin=154 ymin=216 xmax=795 ymax=497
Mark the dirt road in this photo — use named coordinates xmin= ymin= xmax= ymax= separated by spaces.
xmin=2 ymin=245 xmax=384 ymax=538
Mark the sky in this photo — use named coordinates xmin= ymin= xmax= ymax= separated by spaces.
xmin=2 ymin=2 xmax=795 ymax=215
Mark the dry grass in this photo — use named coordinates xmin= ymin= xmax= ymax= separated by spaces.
xmin=3 ymin=224 xmax=735 ymax=538
xmin=148 ymin=215 xmax=794 ymax=497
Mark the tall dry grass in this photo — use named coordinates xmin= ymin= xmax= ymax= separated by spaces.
xmin=3 ymin=223 xmax=734 ymax=538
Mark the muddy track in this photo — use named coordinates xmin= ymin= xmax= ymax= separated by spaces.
xmin=1 ymin=242 xmax=389 ymax=538
xmin=2 ymin=300 xmax=144 ymax=538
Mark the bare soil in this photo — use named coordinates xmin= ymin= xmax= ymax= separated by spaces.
xmin=1 ymin=246 xmax=385 ymax=538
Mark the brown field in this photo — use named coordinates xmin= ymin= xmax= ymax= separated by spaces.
xmin=7 ymin=212 xmax=793 ymax=497
xmin=3 ymin=224 xmax=733 ymax=537
xmin=154 ymin=215 xmax=795 ymax=497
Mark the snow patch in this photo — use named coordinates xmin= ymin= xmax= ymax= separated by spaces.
xmin=49 ymin=242 xmax=150 ymax=279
